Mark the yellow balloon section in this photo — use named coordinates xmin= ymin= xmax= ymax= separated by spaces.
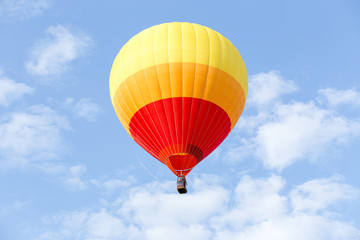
xmin=110 ymin=22 xmax=248 ymax=176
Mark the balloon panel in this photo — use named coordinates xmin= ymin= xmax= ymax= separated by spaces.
xmin=129 ymin=97 xmax=231 ymax=176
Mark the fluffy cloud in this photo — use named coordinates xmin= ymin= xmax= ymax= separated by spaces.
xmin=0 ymin=74 xmax=99 ymax=187
xmin=63 ymin=165 xmax=88 ymax=191
xmin=31 ymin=175 xmax=360 ymax=240
xmin=290 ymin=175 xmax=359 ymax=213
xmin=37 ymin=210 xmax=139 ymax=240
xmin=0 ymin=199 xmax=32 ymax=218
xmin=231 ymin=71 xmax=360 ymax=170
xmin=212 ymin=175 xmax=359 ymax=240
xmin=0 ymin=99 xmax=98 ymax=191
xmin=256 ymin=101 xmax=360 ymax=170
xmin=214 ymin=214 xmax=359 ymax=240
xmin=62 ymin=97 xmax=102 ymax=122
xmin=102 ymin=178 xmax=134 ymax=194
xmin=26 ymin=24 xmax=93 ymax=80
xmin=0 ymin=72 xmax=34 ymax=106
xmin=0 ymin=0 xmax=51 ymax=20
xmin=0 ymin=104 xmax=70 ymax=170
xmin=318 ymin=88 xmax=360 ymax=107
xmin=247 ymin=71 xmax=297 ymax=107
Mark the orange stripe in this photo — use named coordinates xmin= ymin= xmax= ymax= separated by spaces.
xmin=112 ymin=62 xmax=246 ymax=132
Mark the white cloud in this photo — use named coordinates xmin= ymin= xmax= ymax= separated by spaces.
xmin=119 ymin=177 xmax=229 ymax=229
xmin=63 ymin=165 xmax=88 ymax=191
xmin=0 ymin=0 xmax=51 ymax=20
xmin=63 ymin=98 xmax=102 ymax=122
xmin=210 ymin=175 xmax=287 ymax=234
xmin=247 ymin=71 xmax=297 ymax=107
xmin=318 ymin=88 xmax=360 ymax=107
xmin=230 ymin=71 xmax=360 ymax=170
xmin=256 ymin=101 xmax=360 ymax=170
xmin=26 ymin=24 xmax=93 ymax=80
xmin=37 ymin=209 xmax=140 ymax=240
xmin=212 ymin=175 xmax=360 ymax=240
xmin=0 ymin=199 xmax=32 ymax=217
xmin=89 ymin=175 xmax=137 ymax=197
xmin=290 ymin=175 xmax=359 ymax=213
xmin=234 ymin=175 xmax=287 ymax=222
xmin=31 ymin=175 xmax=360 ymax=240
xmin=103 ymin=178 xmax=133 ymax=194
xmin=86 ymin=210 xmax=129 ymax=239
xmin=0 ymin=105 xmax=70 ymax=170
xmin=214 ymin=214 xmax=360 ymax=240
xmin=0 ymin=72 xmax=34 ymax=106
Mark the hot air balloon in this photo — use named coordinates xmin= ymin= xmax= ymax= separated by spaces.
xmin=109 ymin=22 xmax=247 ymax=194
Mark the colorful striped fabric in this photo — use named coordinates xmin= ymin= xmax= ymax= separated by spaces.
xmin=110 ymin=22 xmax=248 ymax=176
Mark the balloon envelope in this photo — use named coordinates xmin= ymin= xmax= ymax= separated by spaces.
xmin=109 ymin=22 xmax=248 ymax=176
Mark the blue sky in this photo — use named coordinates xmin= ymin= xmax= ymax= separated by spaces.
xmin=1 ymin=0 xmax=360 ymax=239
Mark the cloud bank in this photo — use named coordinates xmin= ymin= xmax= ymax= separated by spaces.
xmin=0 ymin=104 xmax=70 ymax=170
xmin=231 ymin=71 xmax=360 ymax=170
xmin=33 ymin=175 xmax=360 ymax=240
